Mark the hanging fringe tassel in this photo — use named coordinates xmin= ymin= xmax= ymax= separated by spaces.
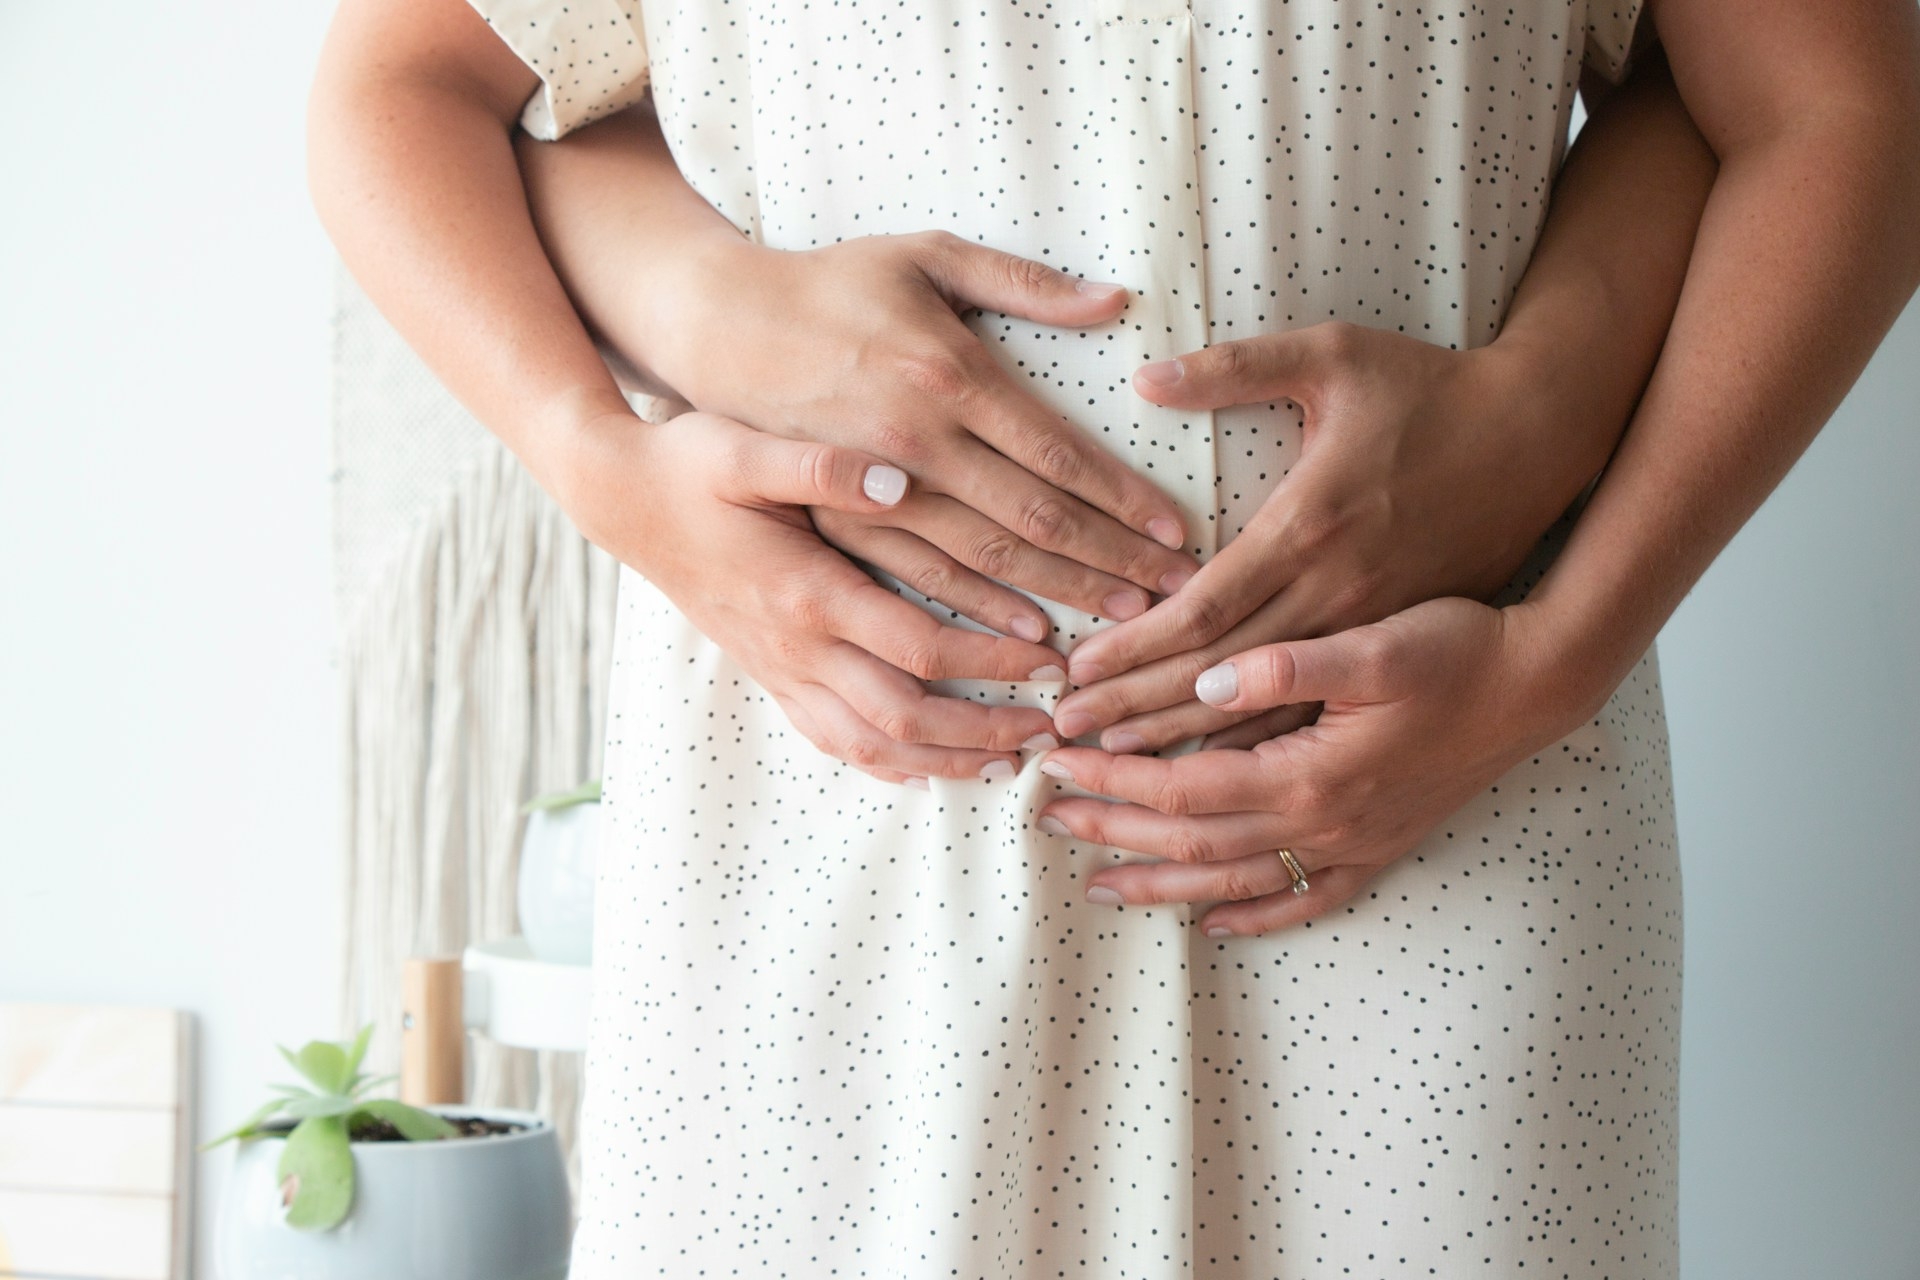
xmin=336 ymin=436 xmax=617 ymax=1206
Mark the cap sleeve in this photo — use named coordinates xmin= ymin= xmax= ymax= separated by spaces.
xmin=1583 ymin=0 xmax=1651 ymax=85
xmin=467 ymin=0 xmax=650 ymax=140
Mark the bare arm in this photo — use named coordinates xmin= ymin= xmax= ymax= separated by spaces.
xmin=1522 ymin=0 xmax=1920 ymax=709
xmin=308 ymin=0 xmax=1073 ymax=785
xmin=1036 ymin=6 xmax=1920 ymax=935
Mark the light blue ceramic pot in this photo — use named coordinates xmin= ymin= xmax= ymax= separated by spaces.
xmin=214 ymin=1106 xmax=570 ymax=1280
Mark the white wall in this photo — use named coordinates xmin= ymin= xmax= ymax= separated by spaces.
xmin=0 ymin=5 xmax=1914 ymax=1278
xmin=0 ymin=3 xmax=341 ymax=1275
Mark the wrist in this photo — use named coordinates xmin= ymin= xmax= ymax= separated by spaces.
xmin=636 ymin=231 xmax=783 ymax=396
xmin=1500 ymin=592 xmax=1656 ymax=740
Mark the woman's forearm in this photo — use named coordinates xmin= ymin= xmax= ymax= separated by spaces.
xmin=1519 ymin=3 xmax=1920 ymax=720
xmin=513 ymin=98 xmax=745 ymax=402
xmin=308 ymin=0 xmax=633 ymax=504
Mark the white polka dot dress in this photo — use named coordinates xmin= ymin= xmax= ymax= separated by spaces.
xmin=472 ymin=2 xmax=1681 ymax=1275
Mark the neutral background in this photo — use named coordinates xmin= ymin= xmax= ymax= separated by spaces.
xmin=1 ymin=4 xmax=1913 ymax=1277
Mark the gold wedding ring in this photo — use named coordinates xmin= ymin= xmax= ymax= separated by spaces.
xmin=1276 ymin=849 xmax=1309 ymax=896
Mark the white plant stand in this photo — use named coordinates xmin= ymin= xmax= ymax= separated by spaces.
xmin=399 ymin=941 xmax=591 ymax=1104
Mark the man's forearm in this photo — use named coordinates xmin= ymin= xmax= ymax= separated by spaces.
xmin=1476 ymin=51 xmax=1717 ymax=546
xmin=1520 ymin=5 xmax=1920 ymax=720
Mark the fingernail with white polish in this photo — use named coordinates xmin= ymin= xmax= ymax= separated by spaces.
xmin=1195 ymin=662 xmax=1238 ymax=707
xmin=1076 ymin=278 xmax=1127 ymax=301
xmin=1146 ymin=517 xmax=1184 ymax=550
xmin=1105 ymin=730 xmax=1145 ymax=755
xmin=1029 ymin=664 xmax=1068 ymax=682
xmin=1086 ymin=885 xmax=1124 ymax=906
xmin=905 ymin=776 xmax=931 ymax=791
xmin=863 ymin=464 xmax=908 ymax=506
xmin=978 ymin=759 xmax=1015 ymax=782
xmin=1102 ymin=592 xmax=1145 ymax=621
xmin=1023 ymin=733 xmax=1061 ymax=751
xmin=1159 ymin=568 xmax=1193 ymax=595
xmin=1010 ymin=615 xmax=1047 ymax=643
xmin=1205 ymin=925 xmax=1233 ymax=939
xmin=1037 ymin=815 xmax=1070 ymax=837
xmin=1137 ymin=359 xmax=1184 ymax=388
xmin=1040 ymin=759 xmax=1074 ymax=781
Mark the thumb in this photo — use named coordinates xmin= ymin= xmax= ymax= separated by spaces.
xmin=1192 ymin=625 xmax=1400 ymax=712
xmin=721 ymin=432 xmax=911 ymax=514
xmin=1133 ymin=325 xmax=1335 ymax=411
xmin=919 ymin=232 xmax=1130 ymax=326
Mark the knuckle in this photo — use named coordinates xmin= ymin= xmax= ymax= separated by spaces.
xmin=1327 ymin=565 xmax=1387 ymax=620
xmin=840 ymin=735 xmax=886 ymax=768
xmin=869 ymin=418 xmax=929 ymax=467
xmin=910 ymin=558 xmax=963 ymax=607
xmin=896 ymin=349 xmax=974 ymax=404
xmin=892 ymin=635 xmax=944 ymax=682
xmin=869 ymin=701 xmax=928 ymax=744
xmin=998 ymin=251 xmax=1059 ymax=296
xmin=1179 ymin=591 xmax=1235 ymax=641
xmin=1283 ymin=503 xmax=1343 ymax=560
xmin=1015 ymin=493 xmax=1075 ymax=546
xmin=965 ymin=527 xmax=1026 ymax=579
xmin=1311 ymin=319 xmax=1361 ymax=362
xmin=798 ymin=443 xmax=841 ymax=500
xmin=1024 ymin=433 xmax=1085 ymax=489
xmin=1214 ymin=865 xmax=1265 ymax=902
xmin=1147 ymin=781 xmax=1195 ymax=817
xmin=1165 ymin=829 xmax=1216 ymax=865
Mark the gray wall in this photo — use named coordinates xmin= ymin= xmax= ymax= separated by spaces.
xmin=1661 ymin=296 xmax=1920 ymax=1278
xmin=0 ymin=3 xmax=1913 ymax=1276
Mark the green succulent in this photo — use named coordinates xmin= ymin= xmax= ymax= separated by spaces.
xmin=520 ymin=777 xmax=601 ymax=815
xmin=201 ymin=1023 xmax=459 ymax=1230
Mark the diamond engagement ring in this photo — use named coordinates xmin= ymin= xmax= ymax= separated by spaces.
xmin=1276 ymin=849 xmax=1309 ymax=895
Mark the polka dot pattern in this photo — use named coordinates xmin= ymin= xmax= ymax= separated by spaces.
xmin=484 ymin=1 xmax=1680 ymax=1274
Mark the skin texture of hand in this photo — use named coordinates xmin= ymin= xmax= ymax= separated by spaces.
xmin=1035 ymin=597 xmax=1570 ymax=936
xmin=1050 ymin=324 xmax=1597 ymax=752
xmin=514 ymin=118 xmax=1205 ymax=632
xmin=556 ymin=408 xmax=1068 ymax=786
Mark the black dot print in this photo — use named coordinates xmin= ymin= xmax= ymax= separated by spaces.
xmin=477 ymin=0 xmax=1677 ymax=1275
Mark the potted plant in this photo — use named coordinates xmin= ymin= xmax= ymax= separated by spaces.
xmin=205 ymin=1024 xmax=570 ymax=1280
xmin=517 ymin=778 xmax=601 ymax=965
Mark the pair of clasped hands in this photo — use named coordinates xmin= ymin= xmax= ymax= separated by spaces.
xmin=568 ymin=230 xmax=1594 ymax=937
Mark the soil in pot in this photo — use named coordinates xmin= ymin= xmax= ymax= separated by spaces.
xmin=259 ymin=1116 xmax=526 ymax=1143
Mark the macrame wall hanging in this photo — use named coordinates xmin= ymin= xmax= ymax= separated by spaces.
xmin=329 ymin=265 xmax=622 ymax=1197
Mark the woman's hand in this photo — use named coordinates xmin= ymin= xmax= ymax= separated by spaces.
xmin=514 ymin=105 xmax=1207 ymax=630
xmin=1051 ymin=323 xmax=1613 ymax=750
xmin=1034 ymin=597 xmax=1588 ymax=935
xmin=558 ymin=408 xmax=1068 ymax=785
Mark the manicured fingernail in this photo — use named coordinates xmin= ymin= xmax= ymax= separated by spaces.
xmin=1102 ymin=592 xmax=1145 ymax=621
xmin=979 ymin=759 xmax=1015 ymax=782
xmin=1067 ymin=660 xmax=1105 ymax=686
xmin=1195 ymin=662 xmax=1238 ymax=707
xmin=1029 ymin=664 xmax=1067 ymax=682
xmin=1076 ymin=278 xmax=1128 ymax=301
xmin=1137 ymin=358 xmax=1184 ymax=387
xmin=863 ymin=464 xmax=908 ymax=506
xmin=1010 ymin=615 xmax=1047 ymax=643
xmin=905 ymin=776 xmax=931 ymax=791
xmin=1037 ymin=815 xmax=1070 ymax=837
xmin=1159 ymin=568 xmax=1193 ymax=595
xmin=1145 ymin=517 xmax=1184 ymax=550
xmin=1054 ymin=710 xmax=1096 ymax=738
xmin=1205 ymin=925 xmax=1233 ymax=939
xmin=1022 ymin=732 xmax=1061 ymax=751
xmin=1086 ymin=885 xmax=1125 ymax=906
xmin=1104 ymin=730 xmax=1146 ymax=754
xmin=1040 ymin=759 xmax=1074 ymax=780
